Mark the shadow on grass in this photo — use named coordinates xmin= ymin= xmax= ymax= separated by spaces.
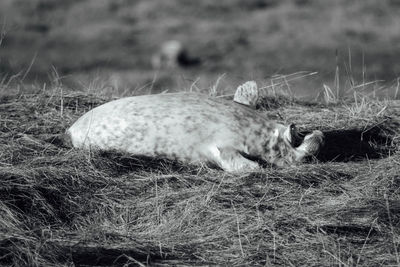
xmin=316 ymin=126 xmax=394 ymax=162
xmin=93 ymin=151 xmax=206 ymax=175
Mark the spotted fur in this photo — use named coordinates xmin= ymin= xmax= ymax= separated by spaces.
xmin=67 ymin=93 xmax=324 ymax=172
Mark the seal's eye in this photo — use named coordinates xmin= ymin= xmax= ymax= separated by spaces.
xmin=287 ymin=124 xmax=304 ymax=148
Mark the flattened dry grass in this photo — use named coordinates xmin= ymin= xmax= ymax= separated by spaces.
xmin=0 ymin=88 xmax=400 ymax=266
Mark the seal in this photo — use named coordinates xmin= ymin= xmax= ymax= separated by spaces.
xmin=66 ymin=82 xmax=324 ymax=172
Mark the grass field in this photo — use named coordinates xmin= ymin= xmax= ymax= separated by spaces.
xmin=0 ymin=76 xmax=399 ymax=266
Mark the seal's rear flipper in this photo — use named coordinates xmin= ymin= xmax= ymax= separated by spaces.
xmin=44 ymin=132 xmax=73 ymax=148
xmin=209 ymin=146 xmax=260 ymax=172
xmin=234 ymin=81 xmax=259 ymax=109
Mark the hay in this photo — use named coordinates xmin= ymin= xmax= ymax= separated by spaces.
xmin=0 ymin=90 xmax=399 ymax=266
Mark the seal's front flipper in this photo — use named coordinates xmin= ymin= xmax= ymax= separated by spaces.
xmin=234 ymin=81 xmax=259 ymax=109
xmin=209 ymin=146 xmax=260 ymax=172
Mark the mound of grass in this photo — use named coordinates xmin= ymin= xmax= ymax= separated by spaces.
xmin=0 ymin=87 xmax=400 ymax=266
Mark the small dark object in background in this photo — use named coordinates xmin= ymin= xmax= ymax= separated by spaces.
xmin=152 ymin=40 xmax=201 ymax=69
xmin=177 ymin=49 xmax=201 ymax=68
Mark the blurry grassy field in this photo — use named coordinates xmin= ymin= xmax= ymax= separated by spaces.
xmin=0 ymin=0 xmax=400 ymax=97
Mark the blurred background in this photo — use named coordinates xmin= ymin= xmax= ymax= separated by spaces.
xmin=0 ymin=0 xmax=399 ymax=98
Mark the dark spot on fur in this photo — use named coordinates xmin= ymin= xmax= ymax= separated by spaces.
xmin=252 ymin=128 xmax=261 ymax=137
xmin=272 ymin=144 xmax=279 ymax=152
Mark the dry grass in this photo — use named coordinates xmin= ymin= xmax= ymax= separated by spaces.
xmin=0 ymin=81 xmax=399 ymax=266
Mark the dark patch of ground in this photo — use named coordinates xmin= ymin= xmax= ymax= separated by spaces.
xmin=317 ymin=126 xmax=396 ymax=162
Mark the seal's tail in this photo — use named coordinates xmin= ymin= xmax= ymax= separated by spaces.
xmin=44 ymin=132 xmax=73 ymax=148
